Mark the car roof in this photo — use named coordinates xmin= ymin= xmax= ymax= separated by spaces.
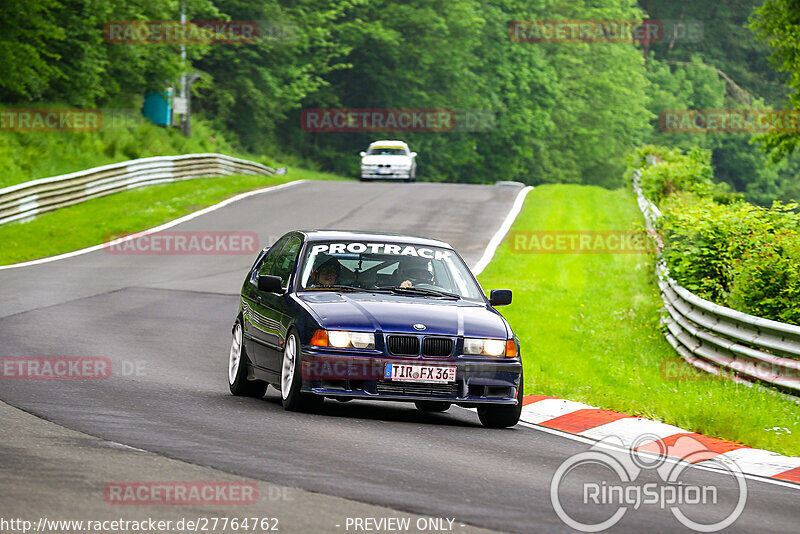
xmin=298 ymin=230 xmax=451 ymax=248
xmin=368 ymin=140 xmax=408 ymax=147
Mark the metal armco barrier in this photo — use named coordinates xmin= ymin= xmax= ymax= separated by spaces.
xmin=0 ymin=154 xmax=276 ymax=226
xmin=634 ymin=168 xmax=800 ymax=393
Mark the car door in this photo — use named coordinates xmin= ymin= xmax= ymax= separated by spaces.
xmin=242 ymin=236 xmax=288 ymax=370
xmin=254 ymin=235 xmax=303 ymax=372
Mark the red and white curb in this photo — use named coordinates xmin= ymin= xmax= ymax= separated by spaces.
xmin=520 ymin=395 xmax=800 ymax=485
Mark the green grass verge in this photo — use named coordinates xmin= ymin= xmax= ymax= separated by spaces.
xmin=479 ymin=184 xmax=800 ymax=456
xmin=0 ymin=167 xmax=344 ymax=266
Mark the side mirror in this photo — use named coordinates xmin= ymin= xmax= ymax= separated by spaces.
xmin=258 ymin=274 xmax=284 ymax=294
xmin=359 ymin=151 xmax=366 ymax=157
xmin=409 ymin=152 xmax=417 ymax=157
xmin=489 ymin=289 xmax=512 ymax=306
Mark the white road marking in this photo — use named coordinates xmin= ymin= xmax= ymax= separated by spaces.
xmin=0 ymin=180 xmax=304 ymax=271
xmin=471 ymin=185 xmax=533 ymax=275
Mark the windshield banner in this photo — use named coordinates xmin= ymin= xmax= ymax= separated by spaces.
xmin=309 ymin=243 xmax=452 ymax=261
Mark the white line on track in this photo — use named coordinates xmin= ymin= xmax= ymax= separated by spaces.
xmin=471 ymin=185 xmax=533 ymax=276
xmin=0 ymin=180 xmax=305 ymax=271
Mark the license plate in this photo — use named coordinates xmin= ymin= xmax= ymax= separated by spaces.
xmin=376 ymin=168 xmax=389 ymax=174
xmin=384 ymin=363 xmax=456 ymax=383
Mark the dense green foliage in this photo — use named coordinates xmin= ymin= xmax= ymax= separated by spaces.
xmin=639 ymin=1 xmax=800 ymax=206
xmin=633 ymin=145 xmax=800 ymax=324
xmin=2 ymin=0 xmax=653 ymax=188
xmin=750 ymin=0 xmax=800 ymax=162
xmin=0 ymin=111 xmax=243 ymax=188
xmin=2 ymin=0 xmax=799 ymax=199
xmin=480 ymin=184 xmax=800 ymax=455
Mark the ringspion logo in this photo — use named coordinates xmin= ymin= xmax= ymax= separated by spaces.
xmin=551 ymin=434 xmax=747 ymax=531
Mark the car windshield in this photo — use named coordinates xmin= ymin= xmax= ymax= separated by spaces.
xmin=299 ymin=240 xmax=484 ymax=300
xmin=366 ymin=147 xmax=407 ymax=156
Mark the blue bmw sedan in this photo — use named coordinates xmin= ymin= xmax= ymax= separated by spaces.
xmin=228 ymin=230 xmax=523 ymax=428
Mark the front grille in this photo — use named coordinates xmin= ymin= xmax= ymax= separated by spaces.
xmin=387 ymin=335 xmax=420 ymax=356
xmin=422 ymin=337 xmax=454 ymax=357
xmin=376 ymin=381 xmax=459 ymax=398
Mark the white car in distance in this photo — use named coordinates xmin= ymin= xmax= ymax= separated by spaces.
xmin=359 ymin=140 xmax=417 ymax=182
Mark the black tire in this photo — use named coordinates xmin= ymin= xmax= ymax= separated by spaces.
xmin=415 ymin=401 xmax=451 ymax=412
xmin=477 ymin=373 xmax=523 ymax=428
xmin=279 ymin=329 xmax=324 ymax=412
xmin=228 ymin=322 xmax=268 ymax=397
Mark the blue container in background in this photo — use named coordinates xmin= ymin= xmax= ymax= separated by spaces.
xmin=142 ymin=89 xmax=172 ymax=126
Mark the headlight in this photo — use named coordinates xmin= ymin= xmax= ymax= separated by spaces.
xmin=463 ymin=338 xmax=515 ymax=357
xmin=310 ymin=330 xmax=375 ymax=350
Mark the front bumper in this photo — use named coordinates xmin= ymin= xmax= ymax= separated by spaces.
xmin=300 ymin=348 xmax=522 ymax=406
xmin=361 ymin=169 xmax=412 ymax=179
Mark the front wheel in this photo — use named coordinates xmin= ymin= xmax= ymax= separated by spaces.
xmin=477 ymin=374 xmax=523 ymax=428
xmin=280 ymin=330 xmax=324 ymax=412
xmin=228 ymin=322 xmax=268 ymax=397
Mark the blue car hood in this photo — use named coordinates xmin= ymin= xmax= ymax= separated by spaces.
xmin=298 ymin=292 xmax=509 ymax=339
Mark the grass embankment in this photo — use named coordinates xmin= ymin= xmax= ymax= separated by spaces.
xmin=0 ymin=167 xmax=344 ymax=266
xmin=479 ymin=184 xmax=800 ymax=456
xmin=0 ymin=111 xmax=256 ymax=189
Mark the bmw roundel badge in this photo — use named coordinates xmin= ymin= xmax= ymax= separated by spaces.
xmin=413 ymin=323 xmax=426 ymax=331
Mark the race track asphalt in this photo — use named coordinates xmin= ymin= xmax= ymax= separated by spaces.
xmin=1 ymin=180 xmax=797 ymax=533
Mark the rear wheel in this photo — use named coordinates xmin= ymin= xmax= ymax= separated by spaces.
xmin=228 ymin=322 xmax=268 ymax=397
xmin=280 ymin=330 xmax=324 ymax=412
xmin=477 ymin=374 xmax=523 ymax=428
xmin=415 ymin=401 xmax=450 ymax=412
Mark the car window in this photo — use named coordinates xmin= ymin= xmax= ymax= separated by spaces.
xmin=271 ymin=237 xmax=303 ymax=288
xmin=298 ymin=240 xmax=484 ymax=300
xmin=256 ymin=236 xmax=289 ymax=278
xmin=367 ymin=147 xmax=407 ymax=155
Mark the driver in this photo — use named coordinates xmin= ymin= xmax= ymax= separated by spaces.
xmin=311 ymin=258 xmax=340 ymax=288
xmin=398 ymin=257 xmax=433 ymax=288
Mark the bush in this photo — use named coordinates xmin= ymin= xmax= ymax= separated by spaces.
xmin=632 ymin=146 xmax=716 ymax=205
xmin=633 ymin=144 xmax=800 ymax=325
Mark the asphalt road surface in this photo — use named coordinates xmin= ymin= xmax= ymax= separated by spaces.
xmin=1 ymin=180 xmax=797 ymax=533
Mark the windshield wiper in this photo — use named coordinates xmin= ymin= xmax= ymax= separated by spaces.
xmin=377 ymin=286 xmax=461 ymax=299
xmin=308 ymin=285 xmax=392 ymax=293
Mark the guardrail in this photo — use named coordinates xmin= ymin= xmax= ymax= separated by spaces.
xmin=633 ymin=168 xmax=800 ymax=394
xmin=0 ymin=153 xmax=277 ymax=226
